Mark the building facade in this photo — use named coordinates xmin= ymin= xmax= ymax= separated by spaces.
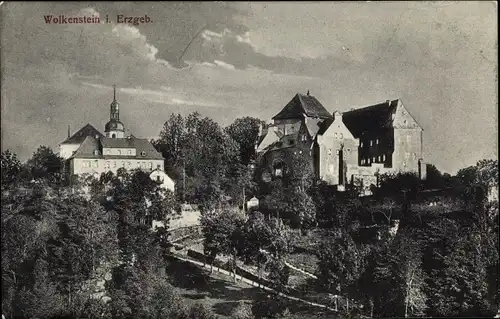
xmin=59 ymin=86 xmax=175 ymax=192
xmin=256 ymin=92 xmax=426 ymax=194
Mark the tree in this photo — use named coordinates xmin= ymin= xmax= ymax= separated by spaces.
xmin=282 ymin=150 xmax=314 ymax=193
xmin=241 ymin=211 xmax=291 ymax=285
xmin=225 ymin=116 xmax=264 ymax=166
xmin=26 ymin=146 xmax=64 ymax=184
xmin=1 ymin=149 xmax=22 ymax=185
xmin=200 ymin=208 xmax=246 ymax=282
xmin=316 ymin=233 xmax=364 ymax=298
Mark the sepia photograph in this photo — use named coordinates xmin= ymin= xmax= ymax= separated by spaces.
xmin=1 ymin=1 xmax=498 ymax=318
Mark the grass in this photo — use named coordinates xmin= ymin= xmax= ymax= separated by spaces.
xmin=165 ymin=257 xmax=338 ymax=319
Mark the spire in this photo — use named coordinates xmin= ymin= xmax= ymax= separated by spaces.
xmin=113 ymin=84 xmax=116 ymax=101
xmin=67 ymin=125 xmax=70 ymax=138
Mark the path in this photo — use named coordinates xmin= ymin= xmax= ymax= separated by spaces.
xmin=170 ymin=253 xmax=337 ymax=313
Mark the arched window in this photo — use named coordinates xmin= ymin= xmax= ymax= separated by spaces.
xmin=112 ymin=133 xmax=116 ymax=138
xmin=118 ymin=150 xmax=121 ymax=155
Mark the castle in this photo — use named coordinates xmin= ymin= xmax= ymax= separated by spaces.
xmin=256 ymin=91 xmax=427 ymax=194
xmin=58 ymin=86 xmax=175 ymax=192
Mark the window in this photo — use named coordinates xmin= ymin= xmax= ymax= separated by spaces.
xmin=289 ymin=140 xmax=295 ymax=145
xmin=113 ymin=161 xmax=117 ymax=168
xmin=156 ymin=176 xmax=161 ymax=182
xmin=112 ymin=133 xmax=116 ymax=138
xmin=334 ymin=133 xmax=338 ymax=139
xmin=94 ymin=150 xmax=100 ymax=156
xmin=372 ymin=157 xmax=375 ymax=162
xmin=339 ymin=133 xmax=343 ymax=139
xmin=157 ymin=164 xmax=161 ymax=169
xmin=336 ymin=149 xmax=339 ymax=155
xmin=138 ymin=162 xmax=141 ymax=168
xmin=127 ymin=162 xmax=131 ymax=168
xmin=93 ymin=160 xmax=98 ymax=168
xmin=347 ymin=148 xmax=351 ymax=152
xmin=299 ymin=150 xmax=302 ymax=154
xmin=142 ymin=162 xmax=146 ymax=168
xmin=105 ymin=161 xmax=110 ymax=169
xmin=370 ymin=140 xmax=373 ymax=146
xmin=382 ymin=154 xmax=386 ymax=161
xmin=128 ymin=150 xmax=132 ymax=155
xmin=360 ymin=142 xmax=363 ymax=148
xmin=118 ymin=150 xmax=121 ymax=155
xmin=376 ymin=139 xmax=379 ymax=145
xmin=328 ymin=149 xmax=332 ymax=156
xmin=141 ymin=151 xmax=146 ymax=157
xmin=121 ymin=161 xmax=125 ymax=168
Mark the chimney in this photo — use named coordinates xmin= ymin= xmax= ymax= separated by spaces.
xmin=334 ymin=110 xmax=343 ymax=121
xmin=67 ymin=125 xmax=71 ymax=138
xmin=307 ymin=90 xmax=310 ymax=96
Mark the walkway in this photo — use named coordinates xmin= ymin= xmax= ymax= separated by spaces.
xmin=170 ymin=253 xmax=338 ymax=313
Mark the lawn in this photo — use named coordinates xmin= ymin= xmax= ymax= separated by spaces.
xmin=165 ymin=257 xmax=338 ymax=318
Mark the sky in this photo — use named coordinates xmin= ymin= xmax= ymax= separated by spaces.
xmin=0 ymin=1 xmax=497 ymax=174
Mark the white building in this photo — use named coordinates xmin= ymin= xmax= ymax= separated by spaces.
xmin=59 ymin=85 xmax=175 ymax=192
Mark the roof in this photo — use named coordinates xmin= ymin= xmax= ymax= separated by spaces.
xmin=317 ymin=99 xmax=400 ymax=138
xmin=70 ymin=136 xmax=164 ymax=160
xmin=71 ymin=136 xmax=101 ymax=159
xmin=268 ymin=132 xmax=299 ymax=152
xmin=272 ymin=93 xmax=332 ymax=120
xmin=61 ymin=124 xmax=104 ymax=145
xmin=341 ymin=100 xmax=399 ymax=138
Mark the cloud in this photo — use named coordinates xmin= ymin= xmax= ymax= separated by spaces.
xmin=1 ymin=1 xmax=497 ymax=174
xmin=213 ymin=60 xmax=236 ymax=70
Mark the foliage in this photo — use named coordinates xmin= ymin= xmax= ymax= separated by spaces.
xmin=155 ymin=112 xmax=242 ymax=208
xmin=200 ymin=208 xmax=247 ymax=279
xmin=232 ymin=301 xmax=254 ymax=319
xmin=25 ymin=145 xmax=65 ymax=184
xmin=225 ymin=116 xmax=264 ymax=166
xmin=316 ymin=232 xmax=364 ymax=294
xmin=1 ymin=149 xmax=22 ymax=185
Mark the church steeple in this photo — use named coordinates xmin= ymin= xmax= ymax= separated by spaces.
xmin=110 ymin=84 xmax=120 ymax=121
xmin=105 ymin=84 xmax=125 ymax=138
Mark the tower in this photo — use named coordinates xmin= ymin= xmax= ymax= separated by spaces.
xmin=104 ymin=85 xmax=125 ymax=138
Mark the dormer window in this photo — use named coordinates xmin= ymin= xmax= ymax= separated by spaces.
xmin=141 ymin=151 xmax=146 ymax=157
xmin=339 ymin=133 xmax=343 ymax=139
xmin=334 ymin=133 xmax=338 ymax=139
xmin=328 ymin=149 xmax=332 ymax=156
xmin=94 ymin=150 xmax=100 ymax=156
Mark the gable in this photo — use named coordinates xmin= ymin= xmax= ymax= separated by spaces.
xmin=322 ymin=113 xmax=356 ymax=140
xmin=257 ymin=129 xmax=280 ymax=152
xmin=61 ymin=124 xmax=104 ymax=145
xmin=392 ymin=101 xmax=421 ymax=129
xmin=71 ymin=136 xmax=101 ymax=159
